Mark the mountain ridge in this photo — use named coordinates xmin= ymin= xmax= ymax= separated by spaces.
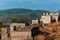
xmin=0 ymin=8 xmax=49 ymax=14
xmin=0 ymin=8 xmax=50 ymax=20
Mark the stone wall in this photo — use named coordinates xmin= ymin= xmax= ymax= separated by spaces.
xmin=10 ymin=32 xmax=32 ymax=40
xmin=41 ymin=15 xmax=51 ymax=23
xmin=2 ymin=28 xmax=8 ymax=40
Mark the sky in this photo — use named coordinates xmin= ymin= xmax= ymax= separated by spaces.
xmin=0 ymin=0 xmax=60 ymax=12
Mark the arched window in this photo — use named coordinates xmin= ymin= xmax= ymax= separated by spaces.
xmin=58 ymin=14 xmax=60 ymax=21
xmin=13 ymin=26 xmax=16 ymax=31
xmin=0 ymin=34 xmax=1 ymax=40
xmin=51 ymin=16 xmax=56 ymax=23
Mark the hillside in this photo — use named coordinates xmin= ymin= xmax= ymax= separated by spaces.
xmin=0 ymin=8 xmax=49 ymax=14
xmin=0 ymin=8 xmax=49 ymax=17
xmin=0 ymin=8 xmax=50 ymax=23
xmin=0 ymin=8 xmax=50 ymax=27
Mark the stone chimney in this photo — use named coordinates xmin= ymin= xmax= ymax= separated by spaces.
xmin=43 ymin=13 xmax=45 ymax=15
xmin=46 ymin=13 xmax=48 ymax=15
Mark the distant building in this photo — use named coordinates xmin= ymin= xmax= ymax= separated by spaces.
xmin=50 ymin=12 xmax=59 ymax=22
xmin=32 ymin=20 xmax=38 ymax=25
xmin=10 ymin=23 xmax=25 ymax=31
xmin=41 ymin=13 xmax=51 ymax=24
xmin=41 ymin=15 xmax=51 ymax=24
xmin=41 ymin=13 xmax=59 ymax=23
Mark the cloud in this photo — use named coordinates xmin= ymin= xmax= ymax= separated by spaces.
xmin=10 ymin=0 xmax=28 ymax=3
xmin=25 ymin=0 xmax=60 ymax=5
xmin=0 ymin=2 xmax=5 ymax=5
xmin=53 ymin=0 xmax=60 ymax=4
xmin=0 ymin=0 xmax=55 ymax=5
xmin=0 ymin=0 xmax=11 ymax=5
xmin=29 ymin=0 xmax=54 ymax=5
xmin=0 ymin=0 xmax=24 ymax=5
xmin=0 ymin=0 xmax=60 ymax=5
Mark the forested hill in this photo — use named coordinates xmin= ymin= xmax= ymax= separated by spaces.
xmin=0 ymin=8 xmax=49 ymax=15
xmin=0 ymin=8 xmax=49 ymax=21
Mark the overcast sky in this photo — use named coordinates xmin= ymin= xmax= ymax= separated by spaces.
xmin=0 ymin=0 xmax=60 ymax=11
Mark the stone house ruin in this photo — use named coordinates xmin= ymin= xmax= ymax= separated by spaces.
xmin=41 ymin=13 xmax=59 ymax=24
xmin=10 ymin=23 xmax=32 ymax=40
xmin=32 ymin=20 xmax=38 ymax=25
